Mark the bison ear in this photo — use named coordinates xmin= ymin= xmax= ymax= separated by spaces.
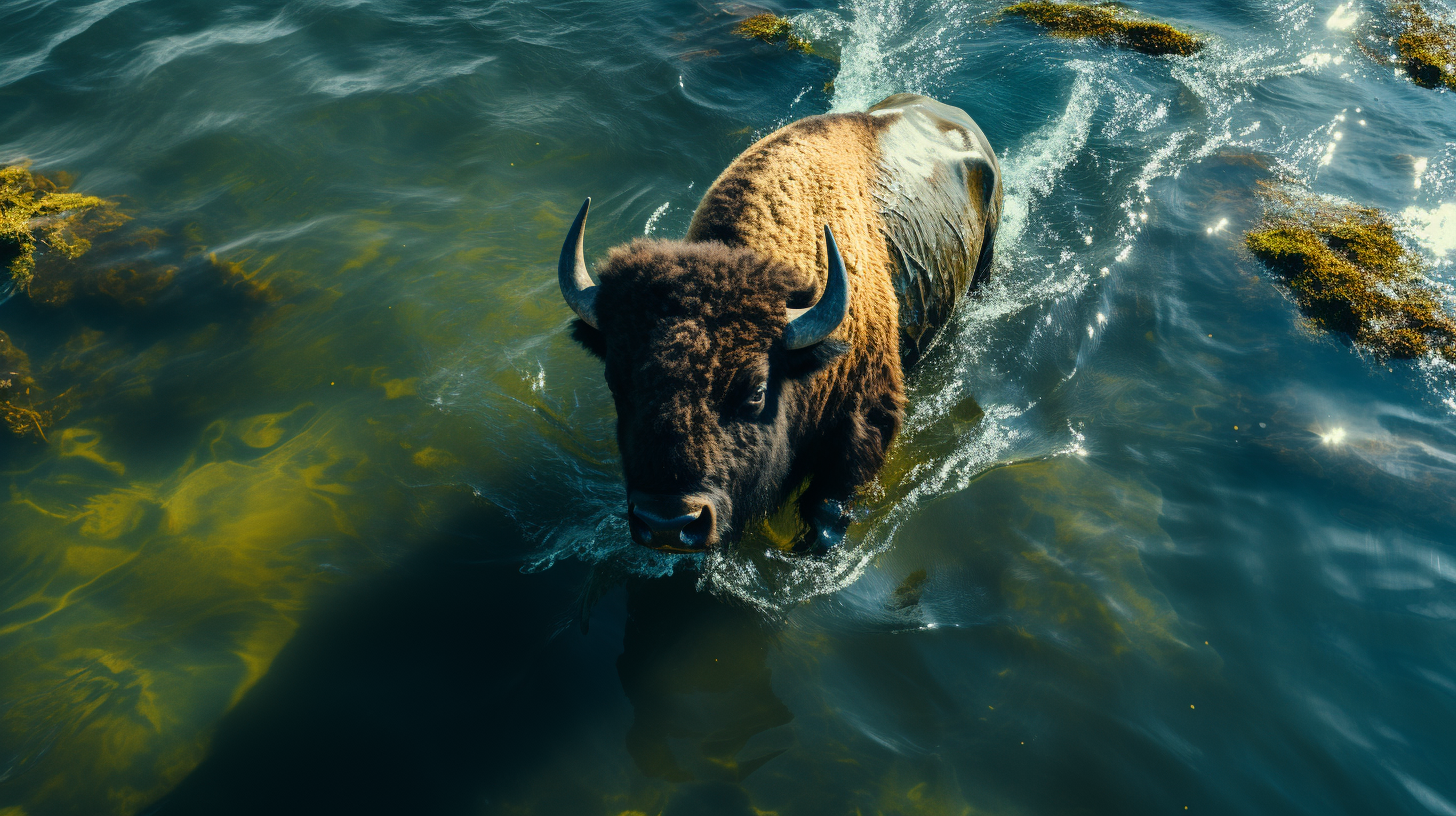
xmin=571 ymin=318 xmax=607 ymax=359
xmin=786 ymin=338 xmax=848 ymax=379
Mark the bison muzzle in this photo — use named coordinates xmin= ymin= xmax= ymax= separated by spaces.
xmin=556 ymin=93 xmax=1002 ymax=555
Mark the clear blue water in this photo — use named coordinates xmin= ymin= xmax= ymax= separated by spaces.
xmin=2 ymin=0 xmax=1455 ymax=814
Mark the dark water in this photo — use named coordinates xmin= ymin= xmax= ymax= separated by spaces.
xmin=2 ymin=0 xmax=1456 ymax=813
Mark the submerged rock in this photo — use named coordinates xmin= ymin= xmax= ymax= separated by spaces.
xmin=733 ymin=12 xmax=815 ymax=54
xmin=0 ymin=164 xmax=124 ymax=292
xmin=1000 ymin=2 xmax=1203 ymax=56
xmin=1389 ymin=0 xmax=1456 ymax=90
xmin=1245 ymin=185 xmax=1456 ymax=362
xmin=888 ymin=568 xmax=930 ymax=611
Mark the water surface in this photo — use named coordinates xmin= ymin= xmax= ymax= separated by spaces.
xmin=2 ymin=0 xmax=1456 ymax=813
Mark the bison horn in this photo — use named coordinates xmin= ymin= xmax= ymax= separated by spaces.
xmin=784 ymin=225 xmax=850 ymax=350
xmin=558 ymin=197 xmax=599 ymax=329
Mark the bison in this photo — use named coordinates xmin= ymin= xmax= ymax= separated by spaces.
xmin=557 ymin=93 xmax=1002 ymax=554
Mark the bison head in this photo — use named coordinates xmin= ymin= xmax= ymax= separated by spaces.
xmin=559 ymin=199 xmax=849 ymax=553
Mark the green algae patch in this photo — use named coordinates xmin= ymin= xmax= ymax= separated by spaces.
xmin=1001 ymin=2 xmax=1203 ymax=56
xmin=0 ymin=164 xmax=124 ymax=292
xmin=1245 ymin=186 xmax=1456 ymax=362
xmin=1389 ymin=0 xmax=1456 ymax=90
xmin=734 ymin=12 xmax=815 ymax=55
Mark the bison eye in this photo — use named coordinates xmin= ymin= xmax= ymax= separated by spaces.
xmin=745 ymin=383 xmax=767 ymax=408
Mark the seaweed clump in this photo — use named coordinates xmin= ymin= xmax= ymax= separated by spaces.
xmin=1389 ymin=0 xmax=1456 ymax=89
xmin=0 ymin=330 xmax=70 ymax=440
xmin=0 ymin=162 xmax=284 ymax=443
xmin=0 ymin=164 xmax=124 ymax=291
xmin=1245 ymin=185 xmax=1456 ymax=362
xmin=734 ymin=12 xmax=815 ymax=55
xmin=1002 ymin=2 xmax=1203 ymax=56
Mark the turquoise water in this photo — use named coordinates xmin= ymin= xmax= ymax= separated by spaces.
xmin=2 ymin=0 xmax=1455 ymax=813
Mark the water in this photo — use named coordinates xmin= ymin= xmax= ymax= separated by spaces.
xmin=1 ymin=0 xmax=1455 ymax=813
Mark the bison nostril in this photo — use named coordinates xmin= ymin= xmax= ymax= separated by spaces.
xmin=680 ymin=510 xmax=713 ymax=549
xmin=627 ymin=495 xmax=717 ymax=552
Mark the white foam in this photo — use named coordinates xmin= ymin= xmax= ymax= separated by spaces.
xmin=998 ymin=62 xmax=1102 ymax=252
xmin=818 ymin=0 xmax=976 ymax=113
xmin=643 ymin=201 xmax=671 ymax=235
xmin=697 ymin=401 xmax=1031 ymax=612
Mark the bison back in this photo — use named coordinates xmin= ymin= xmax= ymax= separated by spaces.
xmin=868 ymin=94 xmax=1002 ymax=367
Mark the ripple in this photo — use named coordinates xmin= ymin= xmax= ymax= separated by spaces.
xmin=125 ymin=13 xmax=302 ymax=81
xmin=0 ymin=0 xmax=142 ymax=87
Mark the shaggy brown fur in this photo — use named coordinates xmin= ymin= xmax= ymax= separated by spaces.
xmin=687 ymin=111 xmax=907 ymax=521
xmin=591 ymin=241 xmax=796 ymax=489
xmin=580 ymin=239 xmax=848 ymax=541
xmin=570 ymin=94 xmax=1000 ymax=550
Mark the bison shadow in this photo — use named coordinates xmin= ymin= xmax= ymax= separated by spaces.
xmin=143 ymin=505 xmax=791 ymax=816
xmin=142 ymin=500 xmax=617 ymax=816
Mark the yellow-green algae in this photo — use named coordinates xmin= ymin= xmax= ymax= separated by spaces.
xmin=0 ymin=412 xmax=463 ymax=814
xmin=733 ymin=12 xmax=815 ymax=54
xmin=1389 ymin=0 xmax=1456 ymax=90
xmin=1001 ymin=1 xmax=1203 ymax=56
xmin=0 ymin=184 xmax=598 ymax=814
xmin=0 ymin=164 xmax=124 ymax=291
xmin=0 ymin=312 xmax=479 ymax=812
xmin=1245 ymin=185 xmax=1456 ymax=362
xmin=0 ymin=162 xmax=130 ymax=441
xmin=0 ymin=256 xmax=275 ymax=443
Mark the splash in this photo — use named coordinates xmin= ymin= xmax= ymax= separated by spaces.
xmin=643 ymin=201 xmax=671 ymax=235
xmin=694 ymin=402 xmax=1030 ymax=613
xmin=996 ymin=61 xmax=1102 ymax=252
xmin=815 ymin=0 xmax=979 ymax=113
xmin=1403 ymin=202 xmax=1456 ymax=260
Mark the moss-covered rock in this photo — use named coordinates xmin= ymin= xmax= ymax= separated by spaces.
xmin=1001 ymin=2 xmax=1203 ymax=56
xmin=1389 ymin=0 xmax=1456 ymax=90
xmin=734 ymin=12 xmax=815 ymax=55
xmin=0 ymin=164 xmax=124 ymax=291
xmin=1245 ymin=185 xmax=1456 ymax=362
